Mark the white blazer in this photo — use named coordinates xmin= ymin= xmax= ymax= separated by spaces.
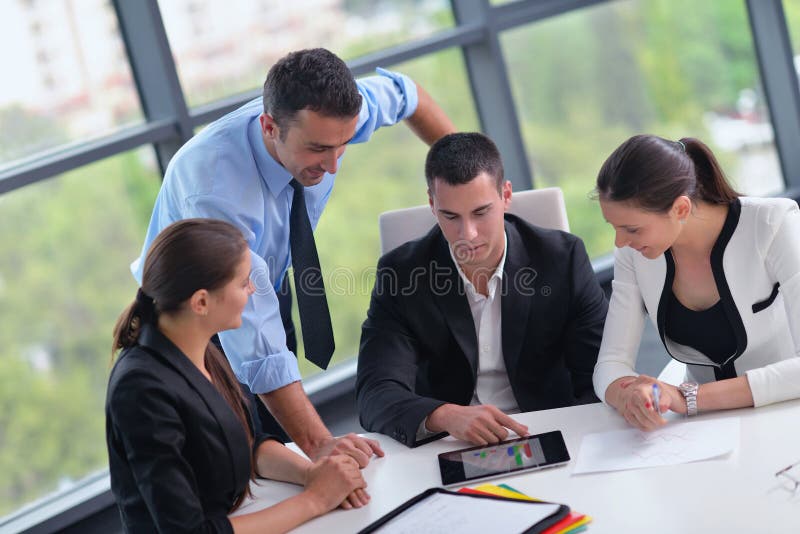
xmin=594 ymin=197 xmax=800 ymax=407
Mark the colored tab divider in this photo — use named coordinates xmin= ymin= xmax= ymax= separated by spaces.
xmin=457 ymin=483 xmax=591 ymax=534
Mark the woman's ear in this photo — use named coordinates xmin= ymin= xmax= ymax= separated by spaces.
xmin=672 ymin=195 xmax=692 ymax=222
xmin=189 ymin=289 xmax=210 ymax=317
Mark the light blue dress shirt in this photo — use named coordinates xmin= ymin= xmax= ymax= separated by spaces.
xmin=131 ymin=68 xmax=419 ymax=394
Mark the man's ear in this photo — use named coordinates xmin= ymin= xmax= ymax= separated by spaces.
xmin=501 ymin=180 xmax=513 ymax=210
xmin=260 ymin=113 xmax=279 ymax=139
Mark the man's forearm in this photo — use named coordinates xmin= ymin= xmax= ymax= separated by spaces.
xmin=405 ymin=83 xmax=456 ymax=145
xmin=259 ymin=381 xmax=332 ymax=457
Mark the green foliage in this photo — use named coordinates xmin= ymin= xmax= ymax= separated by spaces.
xmin=503 ymin=0 xmax=770 ymax=258
xmin=787 ymin=0 xmax=800 ymax=49
xmin=0 ymin=150 xmax=160 ymax=516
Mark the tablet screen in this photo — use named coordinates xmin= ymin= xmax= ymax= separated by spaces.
xmin=438 ymin=431 xmax=570 ymax=486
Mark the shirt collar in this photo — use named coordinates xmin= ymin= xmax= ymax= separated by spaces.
xmin=248 ymin=116 xmax=293 ymax=198
xmin=448 ymin=231 xmax=508 ymax=298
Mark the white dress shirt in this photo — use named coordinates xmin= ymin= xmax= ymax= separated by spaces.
xmin=451 ymin=234 xmax=519 ymax=413
xmin=418 ymin=233 xmax=519 ymax=439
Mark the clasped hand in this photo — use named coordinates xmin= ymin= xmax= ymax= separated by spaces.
xmin=310 ymin=433 xmax=384 ymax=509
xmin=610 ymin=375 xmax=687 ymax=431
xmin=303 ymin=455 xmax=367 ymax=513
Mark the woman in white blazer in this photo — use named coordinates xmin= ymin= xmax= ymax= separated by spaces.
xmin=592 ymin=134 xmax=800 ymax=431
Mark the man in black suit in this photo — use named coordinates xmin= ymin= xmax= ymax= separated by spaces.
xmin=356 ymin=132 xmax=608 ymax=447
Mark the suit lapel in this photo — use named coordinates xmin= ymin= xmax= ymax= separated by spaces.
xmin=501 ymin=218 xmax=532 ymax=375
xmin=138 ymin=324 xmax=250 ymax=492
xmin=429 ymin=231 xmax=480 ymax=379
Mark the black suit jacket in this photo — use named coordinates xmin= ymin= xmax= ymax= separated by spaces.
xmin=356 ymin=215 xmax=608 ymax=447
xmin=106 ymin=324 xmax=267 ymax=533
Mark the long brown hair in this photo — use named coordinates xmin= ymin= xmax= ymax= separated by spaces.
xmin=595 ymin=134 xmax=740 ymax=212
xmin=112 ymin=218 xmax=255 ymax=507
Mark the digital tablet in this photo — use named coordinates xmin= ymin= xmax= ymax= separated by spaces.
xmin=438 ymin=430 xmax=570 ymax=486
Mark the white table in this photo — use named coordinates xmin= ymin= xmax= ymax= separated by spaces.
xmin=233 ymin=400 xmax=800 ymax=533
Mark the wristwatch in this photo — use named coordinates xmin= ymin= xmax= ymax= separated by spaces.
xmin=678 ymin=381 xmax=699 ymax=417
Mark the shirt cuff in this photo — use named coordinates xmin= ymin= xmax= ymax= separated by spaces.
xmin=375 ymin=67 xmax=418 ymax=120
xmin=238 ymin=350 xmax=301 ymax=394
xmin=415 ymin=416 xmax=440 ymax=442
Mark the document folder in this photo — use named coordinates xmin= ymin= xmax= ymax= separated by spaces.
xmin=357 ymin=487 xmax=570 ymax=534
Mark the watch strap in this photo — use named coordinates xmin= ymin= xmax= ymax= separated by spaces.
xmin=679 ymin=381 xmax=699 ymax=416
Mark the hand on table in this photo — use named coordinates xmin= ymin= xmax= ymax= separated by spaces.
xmin=610 ymin=375 xmax=687 ymax=431
xmin=427 ymin=404 xmax=529 ymax=445
xmin=303 ymin=456 xmax=368 ymax=514
xmin=309 ymin=433 xmax=384 ymax=509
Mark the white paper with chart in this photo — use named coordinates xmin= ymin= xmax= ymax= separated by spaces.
xmin=573 ymin=418 xmax=740 ymax=474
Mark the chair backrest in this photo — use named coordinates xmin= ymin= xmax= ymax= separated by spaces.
xmin=378 ymin=187 xmax=570 ymax=255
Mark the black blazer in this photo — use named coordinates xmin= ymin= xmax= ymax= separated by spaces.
xmin=356 ymin=215 xmax=608 ymax=447
xmin=106 ymin=324 xmax=266 ymax=533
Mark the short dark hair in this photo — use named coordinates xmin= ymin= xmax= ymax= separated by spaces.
xmin=596 ymin=134 xmax=739 ymax=212
xmin=263 ymin=48 xmax=362 ymax=136
xmin=425 ymin=132 xmax=504 ymax=192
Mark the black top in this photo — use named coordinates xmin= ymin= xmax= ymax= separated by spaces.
xmin=106 ymin=324 xmax=277 ymax=533
xmin=664 ymin=289 xmax=737 ymax=366
xmin=659 ymin=199 xmax=746 ymax=380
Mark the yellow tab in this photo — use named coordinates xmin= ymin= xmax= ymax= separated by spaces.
xmin=472 ymin=484 xmax=538 ymax=501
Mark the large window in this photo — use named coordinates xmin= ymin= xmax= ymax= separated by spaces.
xmin=502 ymin=0 xmax=785 ymax=258
xmin=0 ymin=0 xmax=142 ymax=170
xmin=158 ymin=0 xmax=455 ymax=107
xmin=0 ymin=149 xmax=160 ymax=518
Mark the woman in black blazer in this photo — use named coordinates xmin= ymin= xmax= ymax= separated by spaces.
xmin=107 ymin=219 xmax=366 ymax=533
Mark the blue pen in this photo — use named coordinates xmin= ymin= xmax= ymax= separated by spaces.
xmin=652 ymin=383 xmax=662 ymax=416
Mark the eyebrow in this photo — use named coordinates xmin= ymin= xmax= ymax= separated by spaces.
xmin=307 ymin=136 xmax=355 ymax=150
xmin=438 ymin=203 xmax=493 ymax=216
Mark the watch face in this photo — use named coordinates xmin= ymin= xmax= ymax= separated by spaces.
xmin=679 ymin=382 xmax=698 ymax=394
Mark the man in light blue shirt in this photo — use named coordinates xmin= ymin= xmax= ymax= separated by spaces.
xmin=131 ymin=49 xmax=454 ymax=491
